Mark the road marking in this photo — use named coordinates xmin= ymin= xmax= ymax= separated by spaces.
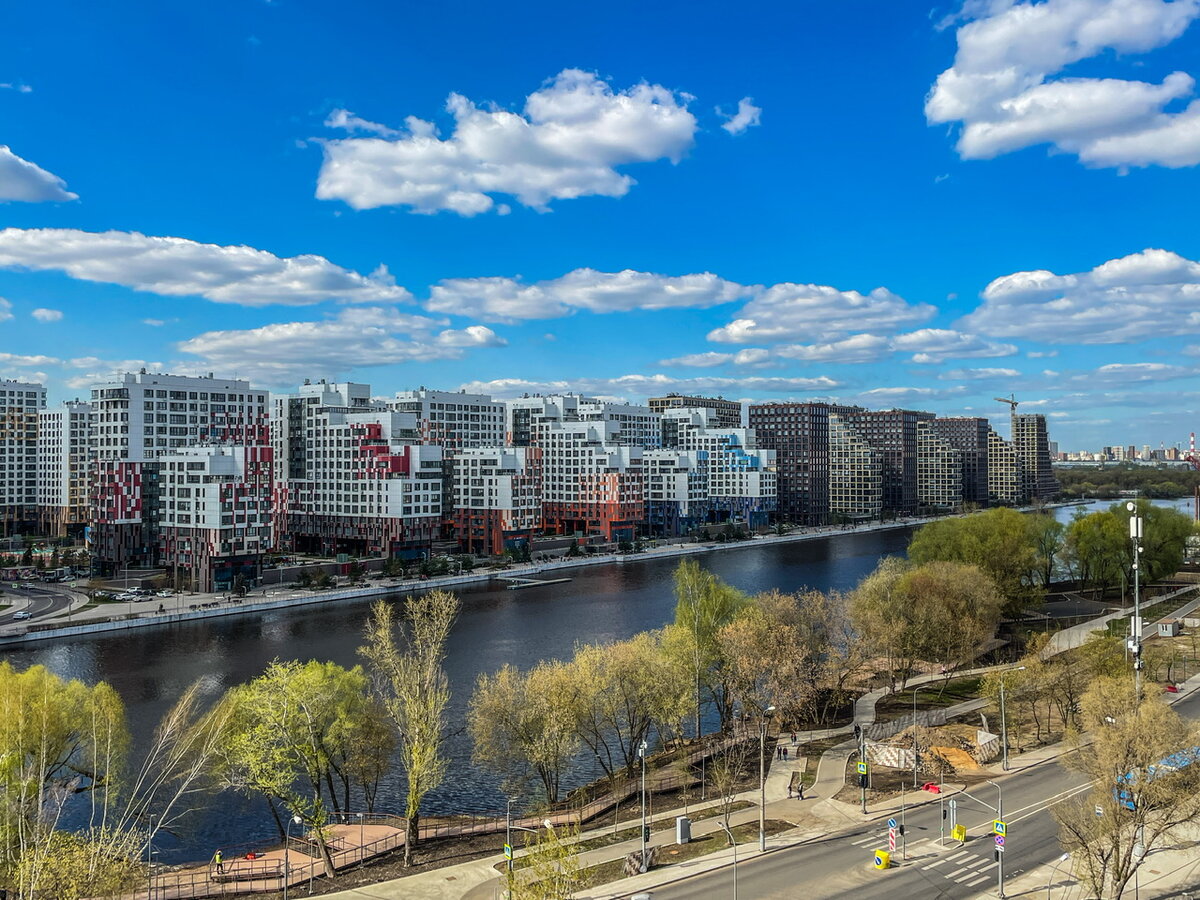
xmin=953 ymin=871 xmax=980 ymax=883
xmin=921 ymin=859 xmax=949 ymax=870
xmin=965 ymin=875 xmax=990 ymax=887
xmin=978 ymin=862 xmax=997 ymax=873
xmin=962 ymin=857 xmax=989 ymax=869
xmin=948 ymin=851 xmax=969 ymax=861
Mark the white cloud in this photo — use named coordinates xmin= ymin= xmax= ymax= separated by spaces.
xmin=707 ymin=283 xmax=936 ymax=344
xmin=0 ymin=352 xmax=60 ymax=367
xmin=893 ymin=328 xmax=1019 ymax=363
xmin=459 ymin=373 xmax=840 ymax=401
xmin=428 ymin=268 xmax=749 ymax=322
xmin=937 ymin=366 xmax=1022 ymax=380
xmin=1070 ymin=362 xmax=1196 ymax=384
xmin=143 ymin=318 xmax=166 ymax=326
xmin=323 ymin=108 xmax=403 ymax=138
xmin=927 ymin=0 xmax=1200 ymax=169
xmin=0 ymin=146 xmax=77 ymax=202
xmin=0 ymin=228 xmax=411 ymax=307
xmin=177 ymin=306 xmax=504 ymax=385
xmin=719 ymin=97 xmax=762 ymax=135
xmin=317 ymin=69 xmax=698 ymax=215
xmin=1026 ymin=349 xmax=1058 ymax=358
xmin=0 ymin=297 xmax=11 ymax=321
xmin=30 ymin=307 xmax=62 ymax=322
xmin=961 ymin=247 xmax=1200 ymax=342
xmin=0 ymin=83 xmax=32 ymax=93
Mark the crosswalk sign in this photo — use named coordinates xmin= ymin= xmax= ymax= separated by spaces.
xmin=503 ymin=843 xmax=513 ymax=860
xmin=857 ymin=761 xmax=868 ymax=775
xmin=993 ymin=819 xmax=1007 ymax=836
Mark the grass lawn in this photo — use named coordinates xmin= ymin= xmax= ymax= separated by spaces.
xmin=496 ymin=801 xmax=755 ymax=871
xmin=875 ymin=676 xmax=984 ymax=722
xmin=564 ymin=819 xmax=794 ymax=890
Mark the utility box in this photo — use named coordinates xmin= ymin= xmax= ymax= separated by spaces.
xmin=675 ymin=816 xmax=691 ymax=844
xmin=1159 ymin=619 xmax=1181 ymax=637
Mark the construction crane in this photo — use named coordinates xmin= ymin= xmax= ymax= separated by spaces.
xmin=994 ymin=395 xmax=1019 ymax=414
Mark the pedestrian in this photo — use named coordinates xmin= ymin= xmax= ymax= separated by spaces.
xmin=797 ymin=781 xmax=805 ymax=800
xmin=787 ymin=785 xmax=793 ymax=799
xmin=214 ymin=849 xmax=224 ymax=875
xmin=783 ymin=746 xmax=788 ymax=760
xmin=792 ymin=732 xmax=797 ymax=746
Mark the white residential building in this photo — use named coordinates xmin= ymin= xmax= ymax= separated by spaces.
xmin=35 ymin=400 xmax=92 ymax=537
xmin=451 ymin=446 xmax=542 ymax=556
xmin=391 ymin=387 xmax=505 ymax=451
xmin=0 ymin=379 xmax=45 ymax=536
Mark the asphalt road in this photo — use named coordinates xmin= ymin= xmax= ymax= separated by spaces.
xmin=0 ymin=582 xmax=76 ymax=625
xmin=650 ymin=689 xmax=1200 ymax=900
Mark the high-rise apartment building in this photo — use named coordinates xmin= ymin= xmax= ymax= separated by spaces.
xmin=0 ymin=379 xmax=46 ymax=536
xmin=270 ymin=381 xmax=442 ymax=557
xmin=90 ymin=371 xmax=269 ymax=573
xmin=158 ymin=445 xmax=273 ymax=592
xmin=1012 ymin=413 xmax=1058 ymax=501
xmin=35 ymin=400 xmax=92 ymax=538
xmin=644 ymin=449 xmax=708 ymax=536
xmin=917 ymin=421 xmax=962 ymax=512
xmin=929 ymin=417 xmax=990 ymax=505
xmin=987 ymin=429 xmax=1021 ymax=505
xmin=829 ymin=412 xmax=882 ymax=521
xmin=451 ymin=446 xmax=542 ymax=556
xmin=650 ymin=393 xmax=742 ymax=429
xmin=837 ymin=409 xmax=924 ymax=516
xmin=747 ymin=402 xmax=834 ymax=526
xmin=390 ymin=387 xmax=506 ymax=452
xmin=507 ymin=395 xmax=661 ymax=449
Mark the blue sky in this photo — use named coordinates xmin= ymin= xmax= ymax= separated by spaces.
xmin=3 ymin=0 xmax=1200 ymax=452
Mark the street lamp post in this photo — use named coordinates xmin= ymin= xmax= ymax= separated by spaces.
xmin=758 ymin=705 xmax=775 ymax=853
xmin=718 ymin=821 xmax=738 ymax=900
xmin=283 ymin=814 xmax=302 ymax=900
xmin=639 ymin=739 xmax=649 ymax=873
xmin=911 ymin=688 xmax=918 ymax=790
xmin=1127 ymin=501 xmax=1144 ymax=697
xmin=1047 ymin=852 xmax=1071 ymax=898
xmin=357 ymin=812 xmax=364 ymax=867
xmin=987 ymin=780 xmax=1005 ymax=899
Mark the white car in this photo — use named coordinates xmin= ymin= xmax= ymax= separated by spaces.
xmin=115 ymin=592 xmax=138 ymax=601
xmin=12 ymin=610 xmax=31 ymax=620
xmin=156 ymin=589 xmax=174 ymax=598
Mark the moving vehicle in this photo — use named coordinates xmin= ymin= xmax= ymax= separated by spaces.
xmin=12 ymin=610 xmax=31 ymax=620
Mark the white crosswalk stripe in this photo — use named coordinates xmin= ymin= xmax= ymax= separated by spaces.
xmin=965 ymin=875 xmax=990 ymax=887
xmin=920 ymin=858 xmax=948 ymax=870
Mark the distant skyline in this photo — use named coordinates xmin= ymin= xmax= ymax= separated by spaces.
xmin=3 ymin=0 xmax=1200 ymax=451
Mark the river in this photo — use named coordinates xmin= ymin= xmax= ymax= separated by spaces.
xmin=2 ymin=498 xmax=1190 ymax=860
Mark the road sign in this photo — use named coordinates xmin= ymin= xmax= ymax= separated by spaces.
xmin=993 ymin=819 xmax=1007 ymax=836
xmin=888 ymin=818 xmax=897 ymax=829
xmin=857 ymin=761 xmax=868 ymax=775
xmin=503 ymin=843 xmax=513 ymax=860
xmin=889 ymin=829 xmax=896 ymax=852
xmin=995 ymin=835 xmax=1005 ymax=852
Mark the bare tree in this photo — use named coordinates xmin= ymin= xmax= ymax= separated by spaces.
xmin=360 ymin=591 xmax=459 ymax=866
xmin=1054 ymin=675 xmax=1200 ymax=899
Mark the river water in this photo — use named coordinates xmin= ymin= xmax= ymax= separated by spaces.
xmin=2 ymin=498 xmax=1189 ymax=859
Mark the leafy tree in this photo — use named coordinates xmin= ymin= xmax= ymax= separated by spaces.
xmin=215 ymin=660 xmax=389 ymax=876
xmin=1030 ymin=514 xmax=1066 ymax=586
xmin=1054 ymin=675 xmax=1200 ymax=899
xmin=512 ymin=821 xmax=581 ymax=900
xmin=347 ymin=560 xmax=364 ymax=581
xmin=360 ymin=592 xmax=459 ymax=866
xmin=468 ymin=660 xmax=579 ymax=804
xmin=908 ymin=507 xmax=1043 ymax=612
xmin=672 ymin=559 xmax=747 ymax=735
xmin=1064 ymin=509 xmax=1126 ymax=598
xmin=20 ymin=547 xmax=32 ymax=566
xmin=1065 ymin=501 xmax=1193 ymax=599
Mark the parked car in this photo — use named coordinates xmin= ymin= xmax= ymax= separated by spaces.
xmin=156 ymin=589 xmax=174 ymax=598
xmin=12 ymin=610 xmax=31 ymax=620
xmin=115 ymin=592 xmax=137 ymax=602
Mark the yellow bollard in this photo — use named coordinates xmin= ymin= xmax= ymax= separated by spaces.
xmin=951 ymin=824 xmax=967 ymax=842
xmin=873 ymin=849 xmax=891 ymax=869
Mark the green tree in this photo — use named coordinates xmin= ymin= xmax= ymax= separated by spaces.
xmin=908 ymin=507 xmax=1042 ymax=612
xmin=360 ymin=591 xmax=459 ymax=866
xmin=468 ymin=660 xmax=579 ymax=804
xmin=672 ymin=559 xmax=747 ymax=735
xmin=1030 ymin=514 xmax=1066 ymax=586
xmin=215 ymin=659 xmax=389 ymax=876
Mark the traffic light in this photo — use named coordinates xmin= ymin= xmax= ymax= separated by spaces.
xmin=642 ymin=826 xmax=651 ymax=843
xmin=942 ymin=809 xmax=947 ymax=820
xmin=859 ymin=773 xmax=868 ymax=788
xmin=898 ymin=824 xmax=905 ymax=836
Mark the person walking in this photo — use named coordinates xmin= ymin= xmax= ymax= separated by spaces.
xmin=214 ymin=849 xmax=224 ymax=875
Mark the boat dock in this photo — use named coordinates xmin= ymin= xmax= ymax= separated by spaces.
xmin=503 ymin=576 xmax=573 ymax=590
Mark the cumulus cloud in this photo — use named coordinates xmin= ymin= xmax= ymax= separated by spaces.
xmin=459 ymin=373 xmax=840 ymax=401
xmin=893 ymin=328 xmax=1019 ymax=363
xmin=0 ymin=297 xmax=11 ymax=321
xmin=323 ymin=108 xmax=403 ymax=138
xmin=1069 ymin=362 xmax=1196 ymax=384
xmin=719 ymin=97 xmax=762 ymax=135
xmin=0 ymin=228 xmax=411 ymax=307
xmin=0 ymin=146 xmax=77 ymax=202
xmin=937 ymin=366 xmax=1022 ymax=380
xmin=927 ymin=0 xmax=1200 ymax=169
xmin=0 ymin=352 xmax=60 ymax=367
xmin=30 ymin=307 xmax=62 ymax=322
xmin=177 ymin=306 xmax=505 ymax=385
xmin=707 ymin=283 xmax=936 ymax=343
xmin=429 ymin=268 xmax=749 ymax=322
xmin=961 ymin=247 xmax=1200 ymax=342
xmin=317 ymin=69 xmax=698 ymax=215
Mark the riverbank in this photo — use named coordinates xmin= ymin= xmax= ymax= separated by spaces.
xmin=0 ymin=503 xmax=1083 ymax=647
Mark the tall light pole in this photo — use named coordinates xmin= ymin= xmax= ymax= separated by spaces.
xmin=283 ymin=814 xmax=302 ymax=900
xmin=759 ymin=705 xmax=774 ymax=852
xmin=911 ymin=688 xmax=918 ymax=790
xmin=999 ymin=665 xmax=1027 ymax=771
xmin=638 ymin=739 xmax=649 ymax=873
xmin=987 ymin=780 xmax=1005 ymax=899
xmin=1047 ymin=852 xmax=1070 ymax=898
xmin=718 ymin=820 xmax=738 ymax=900
xmin=1127 ymin=501 xmax=1144 ymax=697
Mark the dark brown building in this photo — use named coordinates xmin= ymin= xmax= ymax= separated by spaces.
xmin=930 ymin=417 xmax=991 ymax=505
xmin=747 ymin=402 xmax=835 ymax=525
